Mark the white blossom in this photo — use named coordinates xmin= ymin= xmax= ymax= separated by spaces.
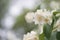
xmin=50 ymin=1 xmax=60 ymax=10
xmin=23 ymin=31 xmax=39 ymax=40
xmin=25 ymin=12 xmax=35 ymax=23
xmin=33 ymin=9 xmax=52 ymax=25
xmin=55 ymin=18 xmax=60 ymax=31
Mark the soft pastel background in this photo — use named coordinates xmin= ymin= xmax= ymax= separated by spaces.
xmin=0 ymin=0 xmax=60 ymax=40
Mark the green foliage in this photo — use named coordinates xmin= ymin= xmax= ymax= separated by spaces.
xmin=43 ymin=24 xmax=52 ymax=40
xmin=50 ymin=31 xmax=57 ymax=40
xmin=43 ymin=9 xmax=60 ymax=40
xmin=39 ymin=33 xmax=45 ymax=40
xmin=53 ymin=12 xmax=60 ymax=16
xmin=13 ymin=6 xmax=60 ymax=40
xmin=56 ymin=32 xmax=60 ymax=40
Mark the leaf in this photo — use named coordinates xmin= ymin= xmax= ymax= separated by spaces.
xmin=43 ymin=24 xmax=52 ymax=40
xmin=54 ymin=16 xmax=60 ymax=24
xmin=43 ymin=9 xmax=60 ymax=40
xmin=50 ymin=31 xmax=57 ymax=40
xmin=56 ymin=32 xmax=60 ymax=40
xmin=53 ymin=12 xmax=60 ymax=16
xmin=52 ymin=9 xmax=60 ymax=25
xmin=53 ymin=9 xmax=60 ymax=16
xmin=52 ymin=13 xmax=60 ymax=31
xmin=39 ymin=33 xmax=45 ymax=40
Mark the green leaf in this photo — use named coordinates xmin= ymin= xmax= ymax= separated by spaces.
xmin=53 ymin=12 xmax=60 ymax=16
xmin=52 ymin=13 xmax=60 ymax=31
xmin=53 ymin=9 xmax=60 ymax=16
xmin=43 ymin=24 xmax=52 ymax=40
xmin=56 ymin=32 xmax=60 ymax=40
xmin=39 ymin=33 xmax=45 ymax=40
xmin=43 ymin=9 xmax=60 ymax=40
xmin=52 ymin=9 xmax=60 ymax=25
xmin=55 ymin=16 xmax=60 ymax=23
xmin=50 ymin=31 xmax=57 ymax=40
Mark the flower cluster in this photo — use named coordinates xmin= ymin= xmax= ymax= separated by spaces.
xmin=25 ymin=9 xmax=52 ymax=25
xmin=33 ymin=9 xmax=52 ymax=25
xmin=23 ymin=31 xmax=39 ymax=40
xmin=24 ymin=9 xmax=60 ymax=40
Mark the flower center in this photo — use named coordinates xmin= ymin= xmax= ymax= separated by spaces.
xmin=36 ymin=14 xmax=43 ymax=21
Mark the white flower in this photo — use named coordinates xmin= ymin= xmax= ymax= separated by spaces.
xmin=50 ymin=1 xmax=60 ymax=10
xmin=25 ymin=12 xmax=34 ymax=23
xmin=23 ymin=31 xmax=39 ymax=40
xmin=33 ymin=9 xmax=52 ymax=25
xmin=55 ymin=18 xmax=60 ymax=31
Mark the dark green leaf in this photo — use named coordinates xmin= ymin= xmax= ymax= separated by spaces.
xmin=53 ymin=12 xmax=60 ymax=16
xmin=43 ymin=24 xmax=52 ymax=40
xmin=53 ymin=9 xmax=60 ymax=16
xmin=56 ymin=32 xmax=60 ymax=40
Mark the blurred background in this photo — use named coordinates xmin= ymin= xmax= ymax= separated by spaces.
xmin=0 ymin=0 xmax=60 ymax=40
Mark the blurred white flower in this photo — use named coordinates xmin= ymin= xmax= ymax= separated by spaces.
xmin=50 ymin=1 xmax=60 ymax=10
xmin=55 ymin=18 xmax=60 ymax=31
xmin=33 ymin=9 xmax=52 ymax=25
xmin=23 ymin=31 xmax=39 ymax=40
xmin=25 ymin=12 xmax=35 ymax=23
